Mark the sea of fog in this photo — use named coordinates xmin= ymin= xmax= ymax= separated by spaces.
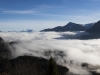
xmin=0 ymin=31 xmax=100 ymax=75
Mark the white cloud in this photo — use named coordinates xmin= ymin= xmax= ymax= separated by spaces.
xmin=1 ymin=4 xmax=62 ymax=14
xmin=0 ymin=32 xmax=100 ymax=74
xmin=2 ymin=10 xmax=36 ymax=14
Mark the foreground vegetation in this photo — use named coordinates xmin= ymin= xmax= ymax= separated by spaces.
xmin=0 ymin=56 xmax=68 ymax=75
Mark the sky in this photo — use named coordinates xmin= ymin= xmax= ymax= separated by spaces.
xmin=0 ymin=0 xmax=100 ymax=31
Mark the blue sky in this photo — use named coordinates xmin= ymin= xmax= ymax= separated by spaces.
xmin=0 ymin=0 xmax=100 ymax=31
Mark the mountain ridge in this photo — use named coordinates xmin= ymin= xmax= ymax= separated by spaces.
xmin=86 ymin=20 xmax=100 ymax=34
xmin=41 ymin=22 xmax=94 ymax=32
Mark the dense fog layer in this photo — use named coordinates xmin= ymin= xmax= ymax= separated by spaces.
xmin=0 ymin=31 xmax=100 ymax=74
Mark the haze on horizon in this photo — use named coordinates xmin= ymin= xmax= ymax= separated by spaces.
xmin=0 ymin=0 xmax=100 ymax=31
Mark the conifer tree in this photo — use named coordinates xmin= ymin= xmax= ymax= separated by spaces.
xmin=48 ymin=57 xmax=60 ymax=75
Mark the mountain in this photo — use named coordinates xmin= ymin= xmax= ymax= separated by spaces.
xmin=8 ymin=29 xmax=34 ymax=32
xmin=63 ymin=22 xmax=87 ymax=31
xmin=86 ymin=20 xmax=100 ymax=34
xmin=41 ymin=22 xmax=87 ymax=32
xmin=84 ymin=23 xmax=95 ymax=29
xmin=20 ymin=29 xmax=34 ymax=32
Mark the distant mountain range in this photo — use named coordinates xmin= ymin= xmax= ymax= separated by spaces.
xmin=41 ymin=22 xmax=94 ymax=32
xmin=2 ymin=20 xmax=100 ymax=34
xmin=20 ymin=29 xmax=34 ymax=32
xmin=8 ymin=29 xmax=34 ymax=32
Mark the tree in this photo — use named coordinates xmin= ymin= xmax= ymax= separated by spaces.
xmin=48 ymin=57 xmax=60 ymax=75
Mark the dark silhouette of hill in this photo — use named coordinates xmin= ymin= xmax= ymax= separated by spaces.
xmin=87 ymin=20 xmax=100 ymax=34
xmin=41 ymin=22 xmax=87 ymax=32
xmin=0 ymin=37 xmax=11 ymax=58
xmin=0 ymin=56 xmax=69 ymax=75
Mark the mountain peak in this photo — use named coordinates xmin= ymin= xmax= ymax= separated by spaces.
xmin=67 ymin=22 xmax=76 ymax=24
xmin=41 ymin=22 xmax=86 ymax=32
xmin=69 ymin=22 xmax=75 ymax=23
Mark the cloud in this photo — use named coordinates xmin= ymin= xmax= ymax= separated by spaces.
xmin=0 ymin=32 xmax=100 ymax=74
xmin=1 ymin=4 xmax=62 ymax=14
xmin=2 ymin=10 xmax=36 ymax=14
